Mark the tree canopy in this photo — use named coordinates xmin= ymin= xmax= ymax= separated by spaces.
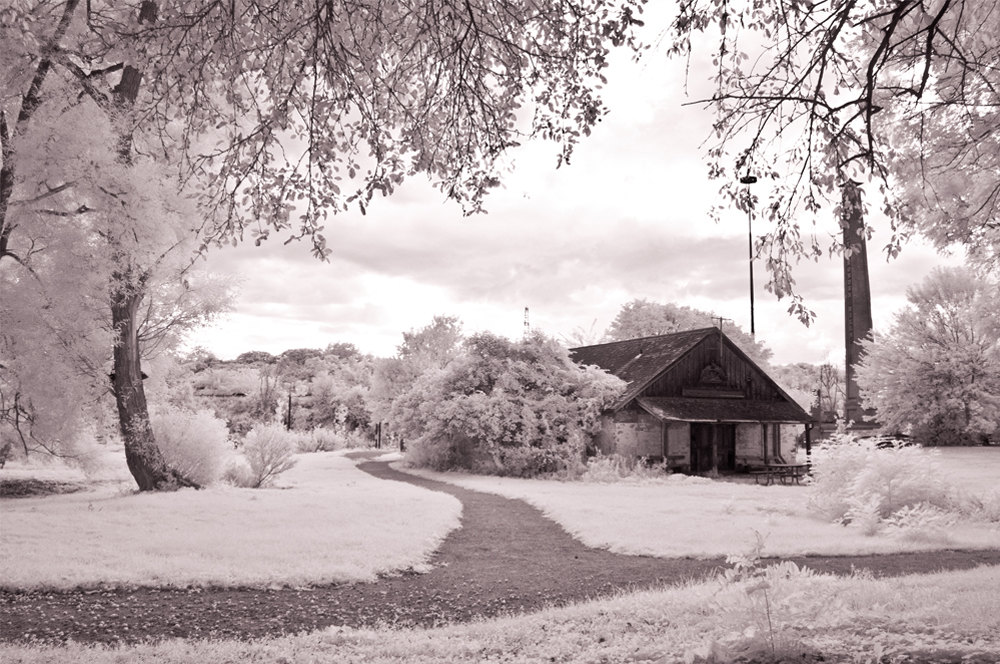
xmin=856 ymin=266 xmax=1000 ymax=444
xmin=1 ymin=0 xmax=645 ymax=488
xmin=667 ymin=0 xmax=1000 ymax=320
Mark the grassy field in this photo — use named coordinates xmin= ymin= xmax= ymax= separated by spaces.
xmin=929 ymin=445 xmax=1000 ymax=495
xmin=397 ymin=446 xmax=1000 ymax=558
xmin=0 ymin=450 xmax=462 ymax=590
xmin=2 ymin=445 xmax=999 ymax=663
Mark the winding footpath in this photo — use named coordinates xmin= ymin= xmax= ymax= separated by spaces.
xmin=3 ymin=456 xmax=999 ymax=644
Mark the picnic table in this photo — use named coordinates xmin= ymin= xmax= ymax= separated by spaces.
xmin=749 ymin=462 xmax=809 ymax=486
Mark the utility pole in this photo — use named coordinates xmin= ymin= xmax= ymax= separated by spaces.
xmin=523 ymin=307 xmax=530 ymax=339
xmin=739 ymin=173 xmax=758 ymax=335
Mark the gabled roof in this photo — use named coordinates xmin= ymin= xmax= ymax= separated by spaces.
xmin=571 ymin=328 xmax=812 ymax=423
xmin=570 ymin=328 xmax=715 ymax=407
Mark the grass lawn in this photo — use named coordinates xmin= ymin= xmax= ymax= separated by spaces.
xmin=0 ymin=450 xmax=462 ymax=590
xmin=2 ymin=565 xmax=998 ymax=663
xmin=2 ymin=446 xmax=999 ymax=663
xmin=395 ymin=446 xmax=1000 ymax=559
xmin=930 ymin=445 xmax=1000 ymax=495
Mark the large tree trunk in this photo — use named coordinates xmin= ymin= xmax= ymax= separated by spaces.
xmin=109 ymin=0 xmax=188 ymax=491
xmin=111 ymin=283 xmax=187 ymax=490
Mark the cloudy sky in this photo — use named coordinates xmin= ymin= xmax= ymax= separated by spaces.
xmin=186 ymin=10 xmax=962 ymax=367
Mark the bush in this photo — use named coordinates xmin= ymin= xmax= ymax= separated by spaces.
xmin=239 ymin=423 xmax=298 ymax=488
xmin=295 ymin=427 xmax=346 ymax=453
xmin=807 ymin=435 xmax=955 ymax=531
xmin=399 ymin=332 xmax=626 ymax=477
xmin=150 ymin=407 xmax=230 ymax=486
xmin=221 ymin=460 xmax=256 ymax=488
xmin=581 ymin=453 xmax=668 ymax=483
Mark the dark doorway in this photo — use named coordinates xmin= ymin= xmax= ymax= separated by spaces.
xmin=690 ymin=423 xmax=714 ymax=473
xmin=690 ymin=423 xmax=736 ymax=473
xmin=717 ymin=423 xmax=736 ymax=471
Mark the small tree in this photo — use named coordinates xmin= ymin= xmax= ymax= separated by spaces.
xmin=240 ymin=424 xmax=298 ymax=488
xmin=401 ymin=332 xmax=625 ymax=476
xmin=856 ymin=267 xmax=1000 ymax=445
xmin=370 ymin=315 xmax=465 ymax=425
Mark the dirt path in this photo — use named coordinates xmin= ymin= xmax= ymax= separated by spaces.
xmin=3 ymin=456 xmax=999 ymax=644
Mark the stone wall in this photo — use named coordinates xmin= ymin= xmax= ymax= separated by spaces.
xmin=736 ymin=423 xmax=764 ymax=466
xmin=614 ymin=409 xmax=662 ymax=457
xmin=665 ymin=422 xmax=690 ymax=468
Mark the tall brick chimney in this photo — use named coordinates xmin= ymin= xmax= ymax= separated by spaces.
xmin=841 ymin=180 xmax=878 ymax=428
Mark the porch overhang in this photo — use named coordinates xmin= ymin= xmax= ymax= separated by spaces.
xmin=636 ymin=397 xmax=812 ymax=424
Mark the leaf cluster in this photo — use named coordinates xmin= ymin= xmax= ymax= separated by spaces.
xmin=5 ymin=0 xmax=651 ymax=258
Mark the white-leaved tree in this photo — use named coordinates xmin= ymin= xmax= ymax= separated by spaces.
xmin=665 ymin=0 xmax=1000 ymax=321
xmin=855 ymin=266 xmax=1000 ymax=445
xmin=399 ymin=331 xmax=626 ymax=476
xmin=370 ymin=315 xmax=465 ymax=431
xmin=2 ymin=0 xmax=646 ymax=489
xmin=0 ymin=93 xmax=234 ymax=469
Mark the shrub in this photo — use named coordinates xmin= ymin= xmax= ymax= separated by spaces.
xmin=399 ymin=332 xmax=626 ymax=477
xmin=295 ymin=427 xmax=354 ymax=453
xmin=960 ymin=488 xmax=1000 ymax=523
xmin=221 ymin=459 xmax=256 ymax=488
xmin=308 ymin=427 xmax=342 ymax=451
xmin=150 ymin=407 xmax=230 ymax=486
xmin=240 ymin=424 xmax=298 ymax=488
xmin=702 ymin=533 xmax=821 ymax=664
xmin=807 ymin=435 xmax=955 ymax=530
xmin=581 ymin=453 xmax=668 ymax=483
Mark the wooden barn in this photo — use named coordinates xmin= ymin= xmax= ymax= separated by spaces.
xmin=571 ymin=327 xmax=813 ymax=473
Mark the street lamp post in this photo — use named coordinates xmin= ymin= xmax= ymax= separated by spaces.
xmin=739 ymin=174 xmax=758 ymax=336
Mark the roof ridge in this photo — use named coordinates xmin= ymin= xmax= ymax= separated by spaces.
xmin=569 ymin=327 xmax=717 ymax=351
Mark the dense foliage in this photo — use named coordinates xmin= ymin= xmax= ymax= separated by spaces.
xmin=768 ymin=362 xmax=844 ymax=418
xmin=856 ymin=267 xmax=1000 ymax=445
xmin=400 ymin=332 xmax=625 ymax=476
xmin=807 ymin=436 xmax=956 ymax=536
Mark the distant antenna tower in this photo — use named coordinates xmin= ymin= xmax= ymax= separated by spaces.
xmin=524 ymin=307 xmax=531 ymax=339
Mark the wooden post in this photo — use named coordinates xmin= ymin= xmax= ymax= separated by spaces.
xmin=286 ymin=393 xmax=292 ymax=430
xmin=711 ymin=425 xmax=718 ymax=474
xmin=805 ymin=423 xmax=813 ymax=472
xmin=762 ymin=423 xmax=768 ymax=465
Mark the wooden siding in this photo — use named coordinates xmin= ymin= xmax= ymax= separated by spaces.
xmin=638 ymin=336 xmax=783 ymax=402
